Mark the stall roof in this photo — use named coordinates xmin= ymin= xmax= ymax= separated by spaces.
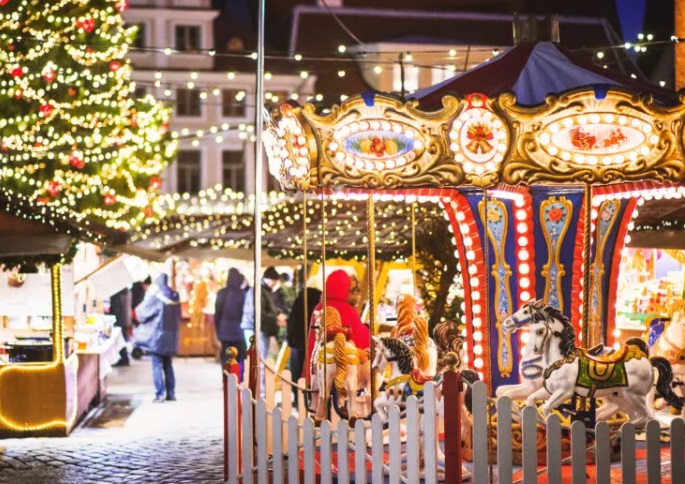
xmin=415 ymin=42 xmax=678 ymax=109
xmin=0 ymin=190 xmax=126 ymax=260
xmin=126 ymin=189 xmax=448 ymax=261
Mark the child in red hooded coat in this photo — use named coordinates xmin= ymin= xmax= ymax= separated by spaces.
xmin=304 ymin=269 xmax=370 ymax=383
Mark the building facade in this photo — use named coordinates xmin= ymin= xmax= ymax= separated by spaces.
xmin=124 ymin=0 xmax=313 ymax=195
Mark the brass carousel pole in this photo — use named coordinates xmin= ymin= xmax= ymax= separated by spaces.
xmin=582 ymin=185 xmax=592 ymax=348
xmin=320 ymin=191 xmax=328 ymax=419
xmin=51 ymin=263 xmax=64 ymax=362
xmin=411 ymin=201 xmax=417 ymax=298
xmin=367 ymin=194 xmax=377 ymax=411
xmin=302 ymin=192 xmax=308 ymax=375
xmin=483 ymin=189 xmax=494 ymax=481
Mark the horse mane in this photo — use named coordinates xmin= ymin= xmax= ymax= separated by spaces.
xmin=532 ymin=304 xmax=576 ymax=358
xmin=381 ymin=337 xmax=414 ymax=374
xmin=393 ymin=294 xmax=430 ymax=372
xmin=433 ymin=320 xmax=464 ymax=369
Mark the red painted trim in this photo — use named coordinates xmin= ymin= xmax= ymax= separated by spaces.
xmin=441 ymin=198 xmax=475 ymax=370
xmin=571 ymin=198 xmax=588 ymax=342
xmin=515 ymin=188 xmax=536 ymax=308
xmin=606 ymin=198 xmax=638 ymax=344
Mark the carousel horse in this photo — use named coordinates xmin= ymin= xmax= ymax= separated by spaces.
xmin=372 ymin=335 xmax=472 ymax=479
xmin=391 ymin=294 xmax=439 ymax=375
xmin=311 ymin=306 xmax=367 ymax=420
xmin=502 ymin=301 xmax=684 ymax=427
xmin=648 ymin=300 xmax=685 ymax=415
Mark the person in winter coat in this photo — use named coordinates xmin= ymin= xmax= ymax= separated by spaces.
xmin=241 ymin=266 xmax=286 ymax=362
xmin=286 ymin=273 xmax=323 ymax=403
xmin=304 ymin=270 xmax=370 ymax=384
xmin=134 ymin=273 xmax=182 ymax=403
xmin=215 ymin=268 xmax=247 ymax=370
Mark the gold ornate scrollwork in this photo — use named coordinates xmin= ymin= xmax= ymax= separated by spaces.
xmin=301 ymin=94 xmax=465 ymax=189
xmin=500 ymin=88 xmax=685 ymax=185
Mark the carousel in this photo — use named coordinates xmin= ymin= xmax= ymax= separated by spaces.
xmin=248 ymin=25 xmax=685 ymax=481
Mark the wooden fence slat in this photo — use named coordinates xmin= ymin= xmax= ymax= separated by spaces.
xmin=304 ymin=418 xmax=315 ymax=484
xmin=522 ymin=406 xmax=538 ymax=484
xmin=372 ymin=413 xmax=384 ymax=483
xmin=423 ymin=382 xmax=438 ymax=484
xmin=406 ymin=396 xmax=421 ymax=483
xmin=621 ymin=422 xmax=636 ymax=484
xmin=256 ymin=399 xmax=268 ymax=482
xmin=497 ymin=397 xmax=513 ymax=484
xmin=320 ymin=420 xmax=333 ymax=484
xmin=471 ymin=381 xmax=489 ymax=483
xmin=281 ymin=369 xmax=293 ymax=421
xmin=337 ymin=419 xmax=350 ymax=484
xmin=545 ymin=414 xmax=562 ymax=484
xmin=646 ymin=420 xmax=661 ymax=484
xmin=264 ymin=362 xmax=275 ymax=456
xmin=287 ymin=416 xmax=299 ymax=484
xmin=671 ymin=418 xmax=685 ymax=482
xmin=272 ymin=408 xmax=284 ymax=484
xmin=570 ymin=420 xmax=587 ymax=484
xmin=227 ymin=375 xmax=239 ymax=484
xmin=241 ymin=389 xmax=253 ymax=484
xmin=595 ymin=421 xmax=611 ymax=484
xmin=388 ymin=405 xmax=402 ymax=484
xmin=355 ymin=418 xmax=367 ymax=484
xmin=297 ymin=378 xmax=306 ymax=442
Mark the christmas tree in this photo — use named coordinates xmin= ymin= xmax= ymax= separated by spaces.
xmin=0 ymin=0 xmax=175 ymax=230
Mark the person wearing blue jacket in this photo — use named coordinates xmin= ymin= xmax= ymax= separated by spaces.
xmin=214 ymin=268 xmax=247 ymax=371
xmin=134 ymin=273 xmax=182 ymax=403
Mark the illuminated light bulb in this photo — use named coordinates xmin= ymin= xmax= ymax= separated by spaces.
xmin=227 ymin=72 xmax=236 ymax=80
xmin=520 ymin=291 xmax=531 ymax=302
xmin=338 ymin=70 xmax=346 ymax=77
xmin=474 ymin=358 xmax=484 ymax=369
xmin=294 ymin=53 xmax=302 ymax=61
xmin=338 ymin=45 xmax=346 ymax=53
xmin=373 ymin=65 xmax=383 ymax=74
xmin=300 ymin=71 xmax=309 ymax=79
xmin=519 ymin=263 xmax=530 ymax=274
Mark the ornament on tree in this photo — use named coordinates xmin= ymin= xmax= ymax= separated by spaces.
xmin=76 ymin=18 xmax=96 ymax=33
xmin=109 ymin=61 xmax=121 ymax=72
xmin=11 ymin=66 xmax=23 ymax=77
xmin=46 ymin=181 xmax=61 ymax=197
xmin=39 ymin=103 xmax=53 ymax=117
xmin=36 ymin=197 xmax=49 ymax=205
xmin=42 ymin=69 xmax=56 ymax=83
xmin=0 ymin=0 xmax=9 ymax=6
xmin=130 ymin=109 xmax=138 ymax=127
xmin=69 ymin=152 xmax=84 ymax=169
xmin=143 ymin=206 xmax=155 ymax=218
xmin=115 ymin=0 xmax=129 ymax=12
xmin=68 ymin=86 xmax=78 ymax=96
xmin=149 ymin=176 xmax=162 ymax=190
xmin=104 ymin=193 xmax=116 ymax=205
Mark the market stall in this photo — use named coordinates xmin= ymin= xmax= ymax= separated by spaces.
xmin=0 ymin=192 xmax=126 ymax=437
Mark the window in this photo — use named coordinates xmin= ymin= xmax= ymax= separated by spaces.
xmin=222 ymin=89 xmax=246 ymax=117
xmin=131 ymin=23 xmax=147 ymax=49
xmin=222 ymin=151 xmax=245 ymax=192
xmin=431 ymin=65 xmax=457 ymax=85
xmin=175 ymin=25 xmax=201 ymax=52
xmin=176 ymin=88 xmax=201 ymax=116
xmin=392 ymin=64 xmax=419 ymax=93
xmin=176 ymin=151 xmax=201 ymax=194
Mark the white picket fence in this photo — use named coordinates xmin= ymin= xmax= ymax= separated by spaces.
xmin=224 ymin=371 xmax=685 ymax=483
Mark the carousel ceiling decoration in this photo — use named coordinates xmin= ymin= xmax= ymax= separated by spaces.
xmin=265 ymin=42 xmax=685 ymax=191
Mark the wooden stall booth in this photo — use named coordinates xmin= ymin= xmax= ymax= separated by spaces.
xmin=0 ymin=195 xmax=125 ymax=437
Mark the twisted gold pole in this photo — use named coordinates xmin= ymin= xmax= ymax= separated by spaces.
xmin=303 ymin=192 xmax=308 ymax=365
xmin=321 ymin=190 xmax=328 ymax=419
xmin=51 ymin=263 xmax=64 ymax=362
xmin=582 ymin=185 xmax=592 ymax=348
xmin=367 ymin=195 xmax=377 ymax=410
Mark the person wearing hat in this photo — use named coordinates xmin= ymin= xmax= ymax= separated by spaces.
xmin=241 ymin=266 xmax=286 ymax=364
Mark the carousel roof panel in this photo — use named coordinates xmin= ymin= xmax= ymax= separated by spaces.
xmin=415 ymin=42 xmax=679 ymax=109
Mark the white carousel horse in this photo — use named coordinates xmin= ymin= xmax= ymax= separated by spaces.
xmin=648 ymin=300 xmax=685 ymax=416
xmin=372 ymin=335 xmax=472 ymax=480
xmin=502 ymin=301 xmax=684 ymax=427
xmin=311 ymin=307 xmax=367 ymax=420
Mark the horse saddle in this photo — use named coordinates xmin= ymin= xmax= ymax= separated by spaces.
xmin=580 ymin=345 xmax=627 ymax=364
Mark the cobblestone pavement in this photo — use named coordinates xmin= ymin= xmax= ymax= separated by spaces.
xmin=0 ymin=356 xmax=226 ymax=483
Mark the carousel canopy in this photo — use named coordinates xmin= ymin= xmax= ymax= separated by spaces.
xmin=415 ymin=42 xmax=679 ymax=109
